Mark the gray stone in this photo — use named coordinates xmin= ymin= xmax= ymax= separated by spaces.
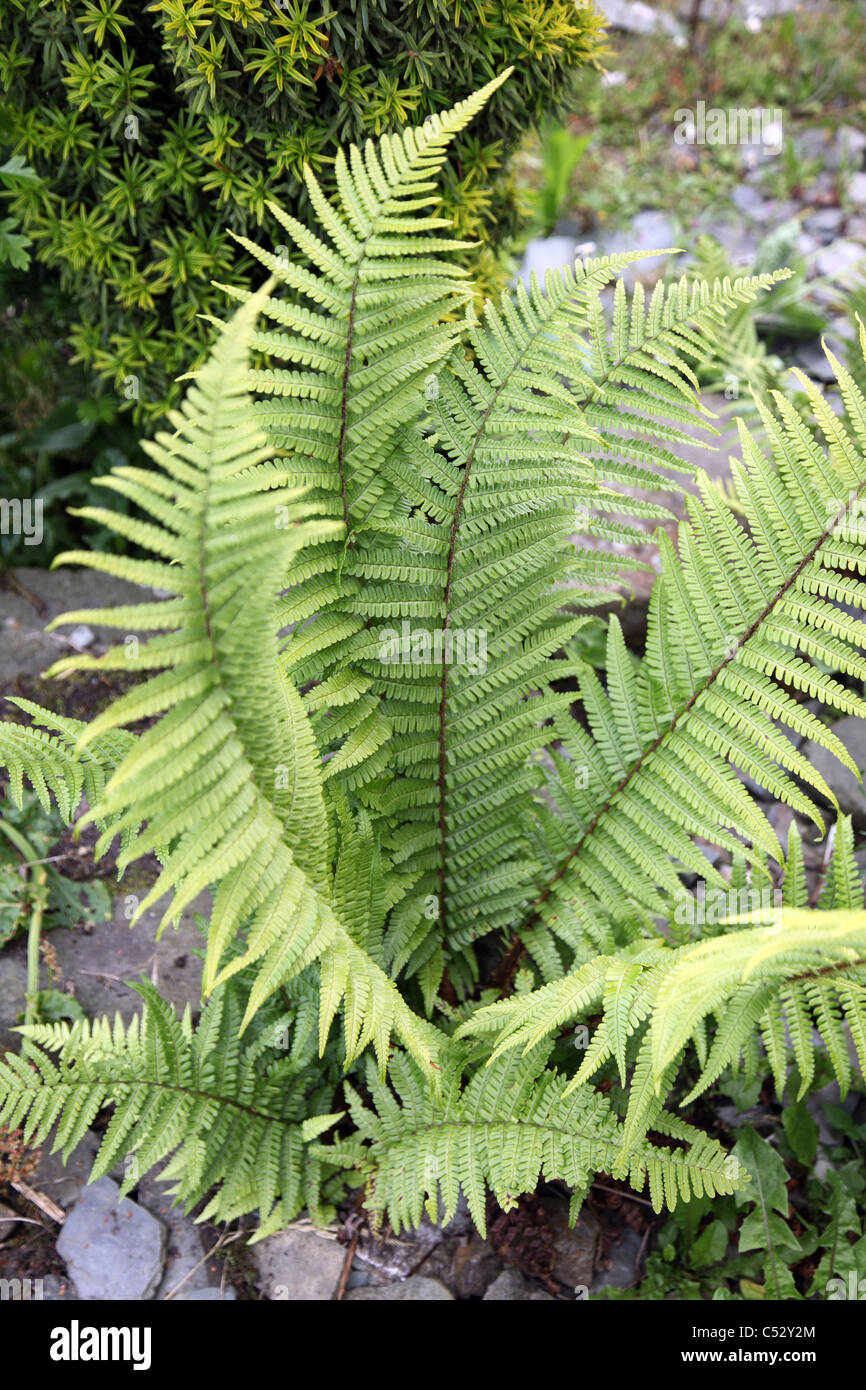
xmin=815 ymin=240 xmax=865 ymax=281
xmin=345 ymin=1275 xmax=454 ymax=1301
xmin=49 ymin=890 xmax=208 ymax=1024
xmin=731 ymin=185 xmax=773 ymax=222
xmin=592 ymin=1228 xmax=645 ymax=1294
xmin=135 ymin=1169 xmax=211 ymax=1299
xmin=28 ymin=1125 xmax=100 ymax=1212
xmin=57 ymin=1176 xmax=166 ymax=1300
xmin=483 ymin=1268 xmax=555 ymax=1301
xmin=793 ymin=127 xmax=833 ymax=168
xmin=0 ymin=1200 xmax=19 ymax=1238
xmin=173 ymin=1286 xmax=237 ymax=1301
xmin=599 ymin=1 xmax=684 ymax=38
xmin=39 ymin=1273 xmax=79 ymax=1300
xmin=66 ymin=625 xmax=95 ymax=651
xmin=252 ymin=1225 xmax=345 ymax=1300
xmin=538 ymin=1198 xmax=598 ymax=1291
xmin=836 ymin=126 xmax=866 ymax=169
xmin=848 ymin=173 xmax=866 ymax=209
xmin=804 ymin=207 xmax=845 ymax=244
xmin=847 ymin=215 xmax=866 ymax=244
xmin=794 ymin=341 xmax=843 ymax=384
xmin=800 ymin=717 xmax=866 ymax=828
xmin=0 ymin=948 xmax=28 ymax=1052
xmin=0 ymin=568 xmax=149 ymax=689
xmin=598 ymin=211 xmax=677 ymax=287
xmin=422 ymin=1231 xmax=502 ymax=1298
xmin=352 ymin=1213 xmax=443 ymax=1281
xmin=518 ymin=235 xmax=579 ymax=289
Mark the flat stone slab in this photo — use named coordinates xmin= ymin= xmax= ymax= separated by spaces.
xmin=57 ymin=1176 xmax=166 ymax=1301
xmin=0 ymin=568 xmax=148 ymax=689
xmin=252 ymin=1225 xmax=346 ymax=1301
xmin=483 ymin=1269 xmax=555 ymax=1300
xmin=0 ymin=890 xmax=209 ymax=1053
xmin=172 ymin=1286 xmax=237 ymax=1301
xmin=135 ymin=1169 xmax=212 ymax=1300
xmin=346 ymin=1275 xmax=454 ymax=1301
xmin=29 ymin=1126 xmax=100 ymax=1212
xmin=801 ymin=716 xmax=866 ymax=829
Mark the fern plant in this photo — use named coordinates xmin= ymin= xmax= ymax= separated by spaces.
xmin=2 ymin=79 xmax=866 ymax=1251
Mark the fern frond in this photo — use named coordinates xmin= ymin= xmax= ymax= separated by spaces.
xmin=341 ymin=1046 xmax=743 ymax=1236
xmin=524 ymin=338 xmax=866 ymax=950
xmin=464 ymin=825 xmax=866 ymax=1138
xmin=333 ymin=263 xmax=792 ymax=990
xmin=10 ymin=288 xmax=440 ymax=1076
xmin=0 ymin=980 xmax=346 ymax=1236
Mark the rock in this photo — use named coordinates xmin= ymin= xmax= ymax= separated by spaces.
xmin=134 ymin=1169 xmax=212 ymax=1299
xmin=0 ymin=568 xmax=148 ymax=690
xmin=48 ymin=889 xmax=208 ymax=1024
xmin=39 ymin=1273 xmax=79 ymax=1300
xmin=835 ymin=126 xmax=866 ymax=169
xmin=800 ymin=717 xmax=866 ymax=828
xmin=66 ymin=625 xmax=95 ymax=651
xmin=803 ymin=171 xmax=839 ymax=207
xmin=731 ymin=185 xmax=773 ymax=222
xmin=598 ymin=1 xmax=684 ymax=39
xmin=796 ymin=125 xmax=866 ymax=174
xmin=537 ymin=1197 xmax=598 ymax=1291
xmin=804 ymin=207 xmax=845 ymax=244
xmin=345 ymin=1275 xmax=454 ymax=1301
xmin=352 ymin=1214 xmax=443 ymax=1281
xmin=0 ymin=1200 xmax=19 ymax=1239
xmin=252 ymin=1225 xmax=345 ymax=1300
xmin=483 ymin=1268 xmax=555 ymax=1301
xmin=27 ymin=1126 xmax=100 ymax=1212
xmin=847 ymin=215 xmax=866 ymax=244
xmin=173 ymin=1286 xmax=237 ymax=1301
xmin=518 ymin=235 xmax=579 ymax=289
xmin=815 ymin=239 xmax=865 ymax=281
xmin=598 ymin=211 xmax=677 ymax=287
xmin=422 ymin=1231 xmax=502 ymax=1298
xmin=794 ymin=341 xmax=844 ymax=384
xmin=699 ymin=217 xmax=759 ymax=266
xmin=848 ymin=173 xmax=866 ymax=209
xmin=592 ymin=1228 xmax=645 ymax=1294
xmin=793 ymin=127 xmax=833 ymax=168
xmin=57 ymin=1176 xmax=166 ymax=1300
xmin=0 ymin=949 xmax=28 ymax=1052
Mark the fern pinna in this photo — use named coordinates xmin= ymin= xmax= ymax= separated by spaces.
xmin=1 ymin=77 xmax=866 ymax=1242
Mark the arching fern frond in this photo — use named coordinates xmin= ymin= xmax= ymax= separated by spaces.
xmin=338 ymin=1045 xmax=743 ymax=1236
xmin=521 ymin=332 xmax=866 ymax=954
xmin=16 ymin=286 xmax=440 ymax=1075
xmin=462 ymin=820 xmax=866 ymax=1147
xmin=1 ymin=980 xmax=347 ymax=1237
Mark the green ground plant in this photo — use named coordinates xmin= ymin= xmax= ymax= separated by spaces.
xmin=1 ymin=82 xmax=865 ymax=1288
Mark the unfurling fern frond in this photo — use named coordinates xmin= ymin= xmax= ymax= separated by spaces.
xmin=522 ymin=328 xmax=866 ymax=957
xmin=338 ymin=1046 xmax=743 ymax=1236
xmin=1 ymin=979 xmax=347 ymax=1238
